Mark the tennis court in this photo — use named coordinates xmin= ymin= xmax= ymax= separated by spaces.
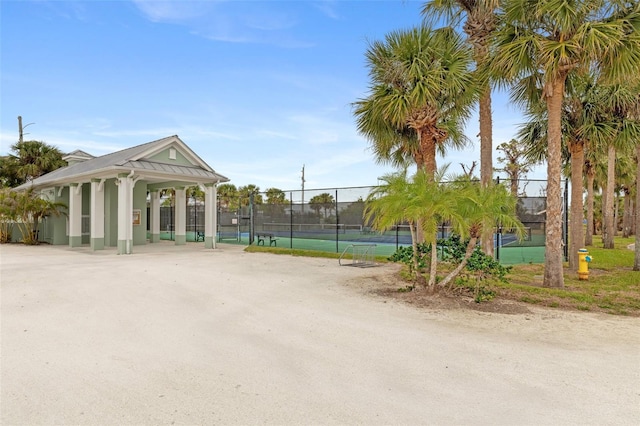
xmin=212 ymin=226 xmax=546 ymax=265
xmin=155 ymin=182 xmax=554 ymax=265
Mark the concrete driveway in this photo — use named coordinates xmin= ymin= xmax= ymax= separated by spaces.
xmin=1 ymin=243 xmax=639 ymax=425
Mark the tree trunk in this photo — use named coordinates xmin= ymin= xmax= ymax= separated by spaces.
xmin=622 ymin=188 xmax=632 ymax=238
xmin=603 ymin=145 xmax=616 ymax=249
xmin=543 ymin=79 xmax=566 ymax=288
xmin=568 ymin=141 xmax=585 ymax=271
xmin=421 ymin=136 xmax=437 ymax=180
xmin=479 ymin=87 xmax=494 ymax=257
xmin=427 ymin=235 xmax=438 ymax=290
xmin=631 ymin=191 xmax=637 ymax=236
xmin=510 ymin=178 xmax=518 ymax=198
xmin=614 ymin=193 xmax=620 ymax=236
xmin=439 ymin=237 xmax=477 ymax=288
xmin=635 ymin=144 xmax=640 ymax=271
xmin=585 ymin=167 xmax=595 ymax=246
xmin=409 ymin=222 xmax=426 ymax=286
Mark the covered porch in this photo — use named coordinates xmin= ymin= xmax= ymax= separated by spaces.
xmin=17 ymin=135 xmax=229 ymax=255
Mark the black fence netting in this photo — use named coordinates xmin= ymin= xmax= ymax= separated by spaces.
xmin=147 ymin=179 xmax=564 ymax=264
xmin=209 ymin=179 xmax=566 ymax=265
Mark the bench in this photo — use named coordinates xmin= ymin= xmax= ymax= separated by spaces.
xmin=195 ymin=231 xmax=205 ymax=242
xmin=256 ymin=232 xmax=278 ymax=246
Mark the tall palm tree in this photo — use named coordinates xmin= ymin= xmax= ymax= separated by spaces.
xmin=635 ymin=142 xmax=640 ymax=271
xmin=492 ymin=0 xmax=640 ymax=288
xmin=628 ymin=92 xmax=640 ymax=271
xmin=265 ymin=188 xmax=287 ymax=205
xmin=238 ymin=184 xmax=262 ymax=206
xmin=583 ymin=144 xmax=606 ymax=247
xmin=217 ymin=183 xmax=238 ymax=210
xmin=422 ymin=0 xmax=500 ymax=255
xmin=353 ymin=25 xmax=478 ymax=179
xmin=599 ymin=84 xmax=640 ymax=249
xmin=1 ymin=140 xmax=66 ymax=187
xmin=309 ymin=193 xmax=335 ymax=218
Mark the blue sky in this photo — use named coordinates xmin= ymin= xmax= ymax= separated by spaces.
xmin=1 ymin=0 xmax=540 ymax=191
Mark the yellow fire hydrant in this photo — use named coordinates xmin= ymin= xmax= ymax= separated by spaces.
xmin=578 ymin=248 xmax=592 ymax=280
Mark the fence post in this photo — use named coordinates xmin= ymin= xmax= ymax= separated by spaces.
xmin=289 ymin=192 xmax=293 ymax=249
xmin=249 ymin=193 xmax=254 ymax=245
xmin=335 ymin=190 xmax=339 ymax=253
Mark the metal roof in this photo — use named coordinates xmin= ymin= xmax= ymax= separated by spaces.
xmin=15 ymin=135 xmax=229 ymax=190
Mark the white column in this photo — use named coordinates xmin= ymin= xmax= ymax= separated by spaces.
xmin=116 ymin=172 xmax=133 ymax=254
xmin=68 ymin=183 xmax=82 ymax=247
xmin=90 ymin=179 xmax=105 ymax=250
xmin=149 ymin=189 xmax=160 ymax=243
xmin=174 ymin=186 xmax=186 ymax=245
xmin=204 ymin=183 xmax=217 ymax=249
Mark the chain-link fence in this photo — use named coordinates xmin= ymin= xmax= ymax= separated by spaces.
xmin=213 ymin=179 xmax=567 ymax=265
xmin=149 ymin=203 xmax=207 ymax=242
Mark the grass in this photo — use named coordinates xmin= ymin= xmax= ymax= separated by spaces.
xmin=246 ymin=236 xmax=640 ymax=316
xmin=245 ymin=244 xmax=391 ymax=263
xmin=497 ymin=236 xmax=639 ymax=316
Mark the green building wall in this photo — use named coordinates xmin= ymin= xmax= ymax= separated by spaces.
xmin=148 ymin=148 xmax=192 ymax=166
xmin=47 ymin=186 xmax=69 ymax=245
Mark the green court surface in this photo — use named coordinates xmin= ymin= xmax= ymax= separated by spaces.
xmin=214 ymin=234 xmax=546 ymax=265
xmin=153 ymin=231 xmax=545 ymax=265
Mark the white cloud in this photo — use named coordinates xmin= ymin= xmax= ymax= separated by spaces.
xmin=312 ymin=1 xmax=341 ymax=20
xmin=131 ymin=0 xmax=315 ymax=47
xmin=131 ymin=0 xmax=221 ymax=23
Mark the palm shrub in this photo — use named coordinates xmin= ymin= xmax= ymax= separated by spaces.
xmin=10 ymin=188 xmax=66 ymax=244
xmin=377 ymin=175 xmax=524 ymax=294
xmin=437 ymin=178 xmax=525 ymax=288
xmin=365 ymin=167 xmax=463 ymax=289
xmin=0 ymin=189 xmax=18 ymax=243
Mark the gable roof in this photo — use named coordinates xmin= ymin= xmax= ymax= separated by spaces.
xmin=16 ymin=135 xmax=229 ymax=190
xmin=63 ymin=149 xmax=95 ymax=160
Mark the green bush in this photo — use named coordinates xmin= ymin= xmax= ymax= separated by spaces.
xmin=389 ymin=235 xmax=512 ymax=302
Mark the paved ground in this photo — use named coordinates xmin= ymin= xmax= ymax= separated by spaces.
xmin=1 ymin=242 xmax=639 ymax=425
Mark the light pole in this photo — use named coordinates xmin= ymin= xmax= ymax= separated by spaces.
xmin=18 ymin=116 xmax=35 ymax=143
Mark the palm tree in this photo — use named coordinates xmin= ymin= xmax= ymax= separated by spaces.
xmin=560 ymin=75 xmax=617 ymax=268
xmin=583 ymin=149 xmax=604 ymax=247
xmin=238 ymin=184 xmax=262 ymax=206
xmin=599 ymin=84 xmax=640 ymax=249
xmin=627 ymin=92 xmax=640 ymax=270
xmin=265 ymin=188 xmax=287 ymax=205
xmin=438 ymin=178 xmax=524 ymax=288
xmin=635 ymin=142 xmax=640 ymax=271
xmin=492 ymin=0 xmax=640 ymax=288
xmin=422 ymin=0 xmax=500 ymax=255
xmin=4 ymin=140 xmax=66 ymax=186
xmin=365 ymin=166 xmax=463 ymax=289
xmin=309 ymin=193 xmax=335 ymax=219
xmin=0 ymin=188 xmax=19 ymax=242
xmin=217 ymin=183 xmax=238 ymax=210
xmin=13 ymin=188 xmax=66 ymax=244
xmin=353 ymin=25 xmax=477 ymax=179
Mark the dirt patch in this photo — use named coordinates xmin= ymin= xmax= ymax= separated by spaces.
xmin=346 ymin=264 xmax=533 ymax=316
